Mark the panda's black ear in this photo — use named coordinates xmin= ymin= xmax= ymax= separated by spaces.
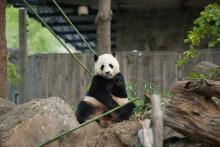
xmin=94 ymin=54 xmax=98 ymax=62
xmin=112 ymin=52 xmax=116 ymax=57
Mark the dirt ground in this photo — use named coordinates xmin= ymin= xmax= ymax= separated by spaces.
xmin=65 ymin=120 xmax=142 ymax=147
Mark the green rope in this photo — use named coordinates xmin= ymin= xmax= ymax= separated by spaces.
xmin=22 ymin=0 xmax=94 ymax=77
xmin=36 ymin=97 xmax=139 ymax=147
xmin=52 ymin=0 xmax=96 ymax=55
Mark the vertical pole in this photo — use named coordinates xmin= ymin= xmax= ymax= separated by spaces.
xmin=0 ymin=0 xmax=7 ymax=99
xmin=151 ymin=94 xmax=163 ymax=147
xmin=95 ymin=0 xmax=112 ymax=54
xmin=144 ymin=93 xmax=163 ymax=147
xmin=19 ymin=8 xmax=27 ymax=103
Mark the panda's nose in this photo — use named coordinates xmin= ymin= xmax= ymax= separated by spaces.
xmin=105 ymin=71 xmax=110 ymax=75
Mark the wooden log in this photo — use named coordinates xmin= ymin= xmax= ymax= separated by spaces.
xmin=150 ymin=94 xmax=163 ymax=147
xmin=164 ymin=79 xmax=220 ymax=146
xmin=143 ymin=93 xmax=163 ymax=147
xmin=19 ymin=8 xmax=27 ymax=103
xmin=138 ymin=119 xmax=153 ymax=147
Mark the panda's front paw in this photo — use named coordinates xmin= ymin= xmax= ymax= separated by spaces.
xmin=77 ymin=117 xmax=85 ymax=124
xmin=113 ymin=75 xmax=123 ymax=86
xmin=115 ymin=109 xmax=126 ymax=121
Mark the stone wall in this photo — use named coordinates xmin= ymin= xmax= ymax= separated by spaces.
xmin=116 ymin=8 xmax=201 ymax=51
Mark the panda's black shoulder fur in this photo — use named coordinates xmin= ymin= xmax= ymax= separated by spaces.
xmin=111 ymin=72 xmax=128 ymax=98
xmin=86 ymin=72 xmax=128 ymax=109
xmin=86 ymin=74 xmax=113 ymax=96
xmin=87 ymin=72 xmax=127 ymax=98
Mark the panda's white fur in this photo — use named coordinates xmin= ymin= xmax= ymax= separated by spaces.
xmin=83 ymin=96 xmax=129 ymax=120
xmin=95 ymin=54 xmax=120 ymax=79
xmin=84 ymin=96 xmax=129 ymax=108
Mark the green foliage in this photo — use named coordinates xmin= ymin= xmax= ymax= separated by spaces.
xmin=177 ymin=3 xmax=220 ymax=67
xmin=177 ymin=48 xmax=199 ymax=67
xmin=7 ymin=56 xmax=21 ymax=86
xmin=186 ymin=72 xmax=207 ymax=79
xmin=6 ymin=6 xmax=61 ymax=54
xmin=145 ymin=82 xmax=160 ymax=95
xmin=126 ymin=82 xmax=170 ymax=117
xmin=135 ymin=144 xmax=142 ymax=147
xmin=126 ymin=82 xmax=138 ymax=98
xmin=27 ymin=17 xmax=62 ymax=55
xmin=145 ymin=82 xmax=170 ymax=98
xmin=208 ymin=67 xmax=220 ymax=78
xmin=126 ymin=82 xmax=149 ymax=116
xmin=132 ymin=98 xmax=150 ymax=117
xmin=186 ymin=67 xmax=220 ymax=80
xmin=6 ymin=6 xmax=19 ymax=48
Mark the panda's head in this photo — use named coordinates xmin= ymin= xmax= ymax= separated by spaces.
xmin=94 ymin=53 xmax=120 ymax=79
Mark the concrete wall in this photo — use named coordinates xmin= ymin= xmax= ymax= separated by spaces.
xmin=116 ymin=8 xmax=201 ymax=51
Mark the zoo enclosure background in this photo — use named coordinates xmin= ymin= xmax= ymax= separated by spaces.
xmin=9 ymin=50 xmax=220 ymax=106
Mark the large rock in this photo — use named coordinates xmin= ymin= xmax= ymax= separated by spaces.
xmin=0 ymin=97 xmax=78 ymax=147
xmin=164 ymin=80 xmax=220 ymax=146
xmin=65 ymin=120 xmax=142 ymax=147
xmin=0 ymin=98 xmax=15 ymax=116
xmin=0 ymin=96 xmax=141 ymax=147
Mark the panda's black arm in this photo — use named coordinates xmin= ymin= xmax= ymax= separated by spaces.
xmin=87 ymin=75 xmax=119 ymax=109
xmin=95 ymin=91 xmax=120 ymax=109
xmin=111 ymin=72 xmax=128 ymax=98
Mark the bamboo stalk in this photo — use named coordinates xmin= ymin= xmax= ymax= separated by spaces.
xmin=52 ymin=0 xmax=96 ymax=55
xmin=22 ymin=0 xmax=94 ymax=77
xmin=36 ymin=97 xmax=139 ymax=147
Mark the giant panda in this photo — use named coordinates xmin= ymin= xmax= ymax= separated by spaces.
xmin=75 ymin=53 xmax=135 ymax=127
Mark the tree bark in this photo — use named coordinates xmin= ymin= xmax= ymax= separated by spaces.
xmin=144 ymin=93 xmax=163 ymax=147
xmin=19 ymin=8 xmax=27 ymax=103
xmin=0 ymin=0 xmax=7 ymax=99
xmin=150 ymin=94 xmax=163 ymax=147
xmin=164 ymin=79 xmax=220 ymax=146
xmin=95 ymin=0 xmax=112 ymax=54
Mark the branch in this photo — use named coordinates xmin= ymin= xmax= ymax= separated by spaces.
xmin=144 ymin=93 xmax=163 ymax=147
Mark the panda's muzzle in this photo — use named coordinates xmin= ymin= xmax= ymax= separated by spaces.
xmin=104 ymin=71 xmax=112 ymax=78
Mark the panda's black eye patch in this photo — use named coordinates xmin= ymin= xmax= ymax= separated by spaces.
xmin=109 ymin=64 xmax=114 ymax=69
xmin=100 ymin=65 xmax=104 ymax=71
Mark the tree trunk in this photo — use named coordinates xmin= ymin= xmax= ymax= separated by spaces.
xmin=19 ymin=8 xmax=27 ymax=103
xmin=95 ymin=0 xmax=112 ymax=54
xmin=164 ymin=79 xmax=220 ymax=146
xmin=144 ymin=93 xmax=163 ymax=147
xmin=0 ymin=0 xmax=7 ymax=99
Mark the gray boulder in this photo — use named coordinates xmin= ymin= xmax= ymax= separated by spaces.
xmin=0 ymin=98 xmax=15 ymax=116
xmin=0 ymin=97 xmax=78 ymax=147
